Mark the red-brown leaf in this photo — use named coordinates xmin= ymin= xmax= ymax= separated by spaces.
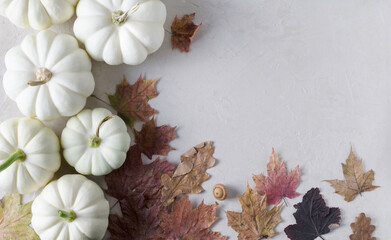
xmin=252 ymin=149 xmax=300 ymax=205
xmin=105 ymin=145 xmax=175 ymax=206
xmin=171 ymin=13 xmax=201 ymax=52
xmin=108 ymin=75 xmax=159 ymax=127
xmin=106 ymin=144 xmax=175 ymax=239
xmin=159 ymin=196 xmax=227 ymax=240
xmin=109 ymin=193 xmax=166 ymax=240
xmin=134 ymin=118 xmax=176 ymax=159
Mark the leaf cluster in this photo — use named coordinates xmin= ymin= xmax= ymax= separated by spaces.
xmin=106 ymin=76 xmax=225 ymax=239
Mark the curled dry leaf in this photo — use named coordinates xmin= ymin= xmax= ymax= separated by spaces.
xmin=0 ymin=194 xmax=39 ymax=240
xmin=159 ymin=196 xmax=227 ymax=240
xmin=284 ymin=188 xmax=341 ymax=240
xmin=253 ymin=148 xmax=300 ymax=205
xmin=324 ymin=148 xmax=379 ymax=202
xmin=226 ymin=183 xmax=283 ymax=240
xmin=350 ymin=213 xmax=376 ymax=240
xmin=161 ymin=141 xmax=216 ymax=206
xmin=108 ymin=75 xmax=159 ymax=127
xmin=171 ymin=13 xmax=201 ymax=52
xmin=134 ymin=118 xmax=176 ymax=159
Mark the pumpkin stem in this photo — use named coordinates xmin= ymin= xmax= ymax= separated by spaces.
xmin=28 ymin=68 xmax=53 ymax=86
xmin=88 ymin=115 xmax=115 ymax=148
xmin=0 ymin=149 xmax=26 ymax=172
xmin=111 ymin=2 xmax=141 ymax=26
xmin=58 ymin=210 xmax=77 ymax=222
xmin=88 ymin=135 xmax=102 ymax=148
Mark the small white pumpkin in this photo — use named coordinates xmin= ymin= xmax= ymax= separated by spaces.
xmin=0 ymin=0 xmax=78 ymax=30
xmin=74 ymin=0 xmax=166 ymax=65
xmin=3 ymin=30 xmax=95 ymax=121
xmin=61 ymin=108 xmax=131 ymax=176
xmin=0 ymin=117 xmax=61 ymax=194
xmin=31 ymin=174 xmax=109 ymax=240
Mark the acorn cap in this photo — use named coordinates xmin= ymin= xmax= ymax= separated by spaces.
xmin=213 ymin=184 xmax=227 ymax=200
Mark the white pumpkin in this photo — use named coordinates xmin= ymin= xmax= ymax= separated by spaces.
xmin=31 ymin=174 xmax=109 ymax=240
xmin=61 ymin=108 xmax=131 ymax=176
xmin=3 ymin=30 xmax=95 ymax=121
xmin=0 ymin=117 xmax=61 ymax=194
xmin=74 ymin=0 xmax=166 ymax=65
xmin=0 ymin=0 xmax=78 ymax=30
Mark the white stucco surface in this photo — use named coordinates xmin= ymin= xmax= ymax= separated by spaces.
xmin=0 ymin=0 xmax=389 ymax=239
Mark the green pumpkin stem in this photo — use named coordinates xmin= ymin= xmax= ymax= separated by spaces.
xmin=58 ymin=210 xmax=77 ymax=222
xmin=0 ymin=149 xmax=26 ymax=172
xmin=88 ymin=115 xmax=115 ymax=148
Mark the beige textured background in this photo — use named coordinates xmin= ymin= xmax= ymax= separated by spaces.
xmin=0 ymin=0 xmax=389 ymax=239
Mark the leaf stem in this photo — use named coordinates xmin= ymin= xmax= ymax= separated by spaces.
xmin=282 ymin=196 xmax=288 ymax=207
xmin=0 ymin=149 xmax=26 ymax=172
xmin=110 ymin=200 xmax=119 ymax=210
xmin=91 ymin=94 xmax=111 ymax=107
xmin=319 ymin=235 xmax=325 ymax=240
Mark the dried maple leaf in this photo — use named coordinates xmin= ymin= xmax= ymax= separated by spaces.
xmin=106 ymin=144 xmax=175 ymax=239
xmin=324 ymin=148 xmax=379 ymax=202
xmin=159 ymin=196 xmax=227 ymax=240
xmin=350 ymin=213 xmax=376 ymax=240
xmin=134 ymin=118 xmax=176 ymax=159
xmin=0 ymin=194 xmax=39 ymax=240
xmin=105 ymin=145 xmax=175 ymax=205
xmin=284 ymin=188 xmax=341 ymax=240
xmin=161 ymin=141 xmax=216 ymax=206
xmin=108 ymin=75 xmax=159 ymax=127
xmin=226 ymin=183 xmax=283 ymax=239
xmin=171 ymin=13 xmax=201 ymax=52
xmin=253 ymin=148 xmax=300 ymax=205
xmin=109 ymin=193 xmax=166 ymax=240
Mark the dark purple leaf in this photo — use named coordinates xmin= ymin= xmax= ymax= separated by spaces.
xmin=284 ymin=188 xmax=341 ymax=240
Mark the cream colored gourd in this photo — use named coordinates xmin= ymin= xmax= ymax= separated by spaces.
xmin=31 ymin=174 xmax=109 ymax=240
xmin=0 ymin=117 xmax=61 ymax=194
xmin=0 ymin=0 xmax=78 ymax=30
xmin=61 ymin=108 xmax=131 ymax=176
xmin=3 ymin=30 xmax=95 ymax=121
xmin=74 ymin=0 xmax=166 ymax=65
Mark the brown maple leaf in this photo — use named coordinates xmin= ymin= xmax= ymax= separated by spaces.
xmin=324 ymin=148 xmax=379 ymax=202
xmin=134 ymin=118 xmax=176 ymax=159
xmin=106 ymin=144 xmax=175 ymax=239
xmin=171 ymin=13 xmax=201 ymax=52
xmin=253 ymin=148 xmax=300 ymax=205
xmin=350 ymin=213 xmax=376 ymax=240
xmin=161 ymin=141 xmax=216 ymax=206
xmin=109 ymin=193 xmax=166 ymax=240
xmin=105 ymin=145 xmax=175 ymax=205
xmin=0 ymin=194 xmax=39 ymax=240
xmin=159 ymin=196 xmax=227 ymax=240
xmin=226 ymin=183 xmax=283 ymax=240
xmin=108 ymin=75 xmax=159 ymax=127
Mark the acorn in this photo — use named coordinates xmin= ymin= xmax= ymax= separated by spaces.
xmin=213 ymin=184 xmax=227 ymax=200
